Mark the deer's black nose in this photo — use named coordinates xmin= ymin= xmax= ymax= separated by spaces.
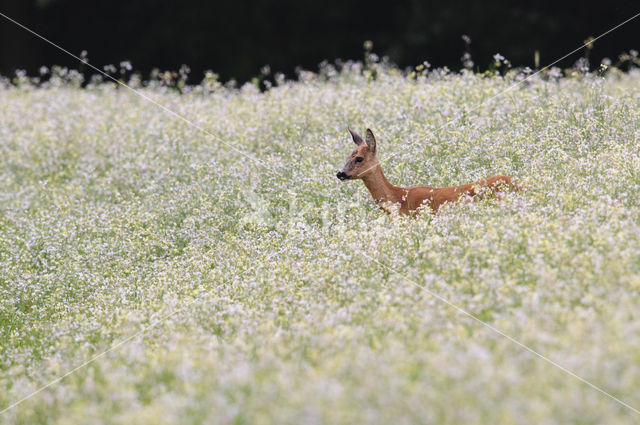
xmin=336 ymin=171 xmax=348 ymax=180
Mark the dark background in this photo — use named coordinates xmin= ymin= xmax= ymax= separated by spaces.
xmin=1 ymin=0 xmax=639 ymax=83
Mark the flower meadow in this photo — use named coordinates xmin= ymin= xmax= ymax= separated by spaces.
xmin=1 ymin=62 xmax=640 ymax=424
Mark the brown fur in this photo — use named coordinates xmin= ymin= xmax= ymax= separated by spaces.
xmin=337 ymin=128 xmax=516 ymax=215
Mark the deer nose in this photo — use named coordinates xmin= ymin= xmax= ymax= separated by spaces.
xmin=336 ymin=171 xmax=348 ymax=180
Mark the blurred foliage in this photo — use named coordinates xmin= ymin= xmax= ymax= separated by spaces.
xmin=1 ymin=0 xmax=639 ymax=82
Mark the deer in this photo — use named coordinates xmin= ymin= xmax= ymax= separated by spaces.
xmin=336 ymin=128 xmax=516 ymax=215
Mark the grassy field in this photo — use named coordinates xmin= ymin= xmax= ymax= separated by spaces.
xmin=1 ymin=63 xmax=640 ymax=424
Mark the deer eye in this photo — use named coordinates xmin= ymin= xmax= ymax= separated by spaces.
xmin=355 ymin=157 xmax=364 ymax=163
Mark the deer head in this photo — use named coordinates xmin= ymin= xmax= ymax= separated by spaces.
xmin=336 ymin=128 xmax=379 ymax=180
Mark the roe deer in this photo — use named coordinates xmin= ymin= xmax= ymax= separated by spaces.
xmin=336 ymin=128 xmax=515 ymax=215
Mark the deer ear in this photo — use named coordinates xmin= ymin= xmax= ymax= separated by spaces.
xmin=365 ymin=129 xmax=377 ymax=153
xmin=348 ymin=127 xmax=364 ymax=146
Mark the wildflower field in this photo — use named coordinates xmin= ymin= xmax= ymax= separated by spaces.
xmin=1 ymin=63 xmax=640 ymax=424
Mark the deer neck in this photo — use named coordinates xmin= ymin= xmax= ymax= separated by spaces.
xmin=361 ymin=163 xmax=403 ymax=205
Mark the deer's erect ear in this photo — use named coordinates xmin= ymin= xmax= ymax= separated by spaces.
xmin=365 ymin=129 xmax=377 ymax=153
xmin=348 ymin=127 xmax=365 ymax=146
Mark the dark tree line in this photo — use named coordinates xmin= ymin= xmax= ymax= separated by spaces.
xmin=1 ymin=0 xmax=639 ymax=83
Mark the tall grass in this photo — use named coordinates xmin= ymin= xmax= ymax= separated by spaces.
xmin=1 ymin=62 xmax=640 ymax=424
